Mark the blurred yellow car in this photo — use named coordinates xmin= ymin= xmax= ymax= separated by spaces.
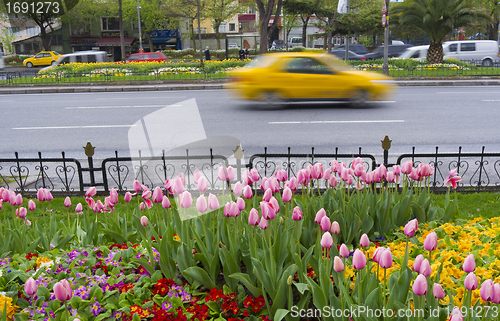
xmin=23 ymin=51 xmax=62 ymax=68
xmin=227 ymin=52 xmax=395 ymax=106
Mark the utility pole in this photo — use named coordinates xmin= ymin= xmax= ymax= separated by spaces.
xmin=344 ymin=0 xmax=349 ymax=60
xmin=382 ymin=0 xmax=389 ymax=75
xmin=136 ymin=0 xmax=144 ymax=53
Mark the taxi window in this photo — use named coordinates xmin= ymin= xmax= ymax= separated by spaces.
xmin=285 ymin=57 xmax=333 ymax=74
xmin=35 ymin=53 xmax=44 ymax=58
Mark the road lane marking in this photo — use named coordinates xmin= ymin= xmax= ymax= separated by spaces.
xmin=96 ymin=96 xmax=186 ymax=100
xmin=437 ymin=91 xmax=500 ymax=94
xmin=13 ymin=125 xmax=136 ymax=130
xmin=65 ymin=105 xmax=181 ymax=109
xmin=481 ymin=100 xmax=500 ymax=102
xmin=269 ymin=120 xmax=405 ymax=125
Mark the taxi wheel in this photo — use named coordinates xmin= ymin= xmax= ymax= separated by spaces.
xmin=258 ymin=91 xmax=284 ymax=109
xmin=51 ymin=61 xmax=57 ymax=66
xmin=26 ymin=62 xmax=33 ymax=68
xmin=350 ymin=89 xmax=369 ymax=108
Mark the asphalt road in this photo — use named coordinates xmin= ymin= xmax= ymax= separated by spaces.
xmin=1 ymin=86 xmax=499 ymax=164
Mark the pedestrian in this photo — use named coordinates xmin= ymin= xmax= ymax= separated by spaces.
xmin=239 ymin=48 xmax=245 ymax=60
xmin=245 ymin=48 xmax=249 ymax=59
xmin=204 ymin=46 xmax=211 ymax=61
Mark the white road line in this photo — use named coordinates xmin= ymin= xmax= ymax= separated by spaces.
xmin=481 ymin=100 xmax=500 ymax=102
xmin=13 ymin=125 xmax=136 ymax=130
xmin=65 ymin=105 xmax=181 ymax=109
xmin=437 ymin=91 xmax=500 ymax=94
xmin=269 ymin=120 xmax=405 ymax=125
xmin=373 ymin=101 xmax=396 ymax=103
xmin=95 ymin=97 xmax=186 ymax=100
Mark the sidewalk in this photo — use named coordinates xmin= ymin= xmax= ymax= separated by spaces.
xmin=1 ymin=79 xmax=500 ymax=94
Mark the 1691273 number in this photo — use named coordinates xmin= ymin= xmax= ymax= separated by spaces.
xmin=4 ymin=1 xmax=60 ymax=14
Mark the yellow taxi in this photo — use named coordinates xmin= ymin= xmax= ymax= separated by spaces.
xmin=227 ymin=52 xmax=396 ymax=107
xmin=23 ymin=51 xmax=62 ymax=68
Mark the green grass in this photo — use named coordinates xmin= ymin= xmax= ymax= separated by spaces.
xmin=430 ymin=192 xmax=500 ymax=220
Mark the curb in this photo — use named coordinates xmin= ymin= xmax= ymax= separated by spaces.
xmin=0 ymin=80 xmax=499 ymax=95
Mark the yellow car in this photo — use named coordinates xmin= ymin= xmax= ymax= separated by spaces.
xmin=23 ymin=51 xmax=62 ymax=68
xmin=227 ymin=52 xmax=396 ymax=107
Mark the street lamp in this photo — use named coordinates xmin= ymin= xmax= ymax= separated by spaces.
xmin=136 ymin=0 xmax=143 ymax=53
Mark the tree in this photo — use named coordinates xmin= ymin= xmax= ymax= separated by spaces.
xmin=284 ymin=0 xmax=321 ymax=47
xmin=0 ymin=27 xmax=16 ymax=53
xmin=166 ymin=0 xmax=201 ymax=50
xmin=204 ymin=0 xmax=242 ymax=49
xmin=255 ymin=0 xmax=283 ymax=53
xmin=392 ymin=0 xmax=490 ymax=63
xmin=281 ymin=13 xmax=301 ymax=50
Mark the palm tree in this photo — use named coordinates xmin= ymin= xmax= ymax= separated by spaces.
xmin=392 ymin=0 xmax=490 ymax=63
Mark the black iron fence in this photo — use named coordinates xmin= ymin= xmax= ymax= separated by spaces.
xmin=2 ymin=141 xmax=500 ymax=196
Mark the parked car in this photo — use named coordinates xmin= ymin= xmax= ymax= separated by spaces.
xmin=39 ymin=51 xmax=108 ymax=72
xmin=228 ymin=43 xmax=240 ymax=49
xmin=361 ymin=44 xmax=412 ymax=60
xmin=23 ymin=51 xmax=63 ymax=68
xmin=288 ymin=37 xmax=303 ymax=48
xmin=0 ymin=51 xmax=4 ymax=70
xmin=330 ymin=50 xmax=364 ymax=60
xmin=442 ymin=40 xmax=499 ymax=66
xmin=226 ymin=52 xmax=395 ymax=107
xmin=126 ymin=52 xmax=167 ymax=63
xmin=331 ymin=44 xmax=369 ymax=55
xmin=271 ymin=40 xmax=285 ymax=50
xmin=397 ymin=45 xmax=429 ymax=61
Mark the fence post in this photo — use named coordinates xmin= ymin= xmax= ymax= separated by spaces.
xmin=83 ymin=142 xmax=96 ymax=186
xmin=381 ymin=135 xmax=392 ymax=168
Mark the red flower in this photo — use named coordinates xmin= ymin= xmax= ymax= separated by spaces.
xmin=25 ymin=253 xmax=39 ymax=261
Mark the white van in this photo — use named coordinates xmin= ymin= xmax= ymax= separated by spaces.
xmin=39 ymin=51 xmax=108 ymax=72
xmin=443 ymin=40 xmax=499 ymax=66
xmin=289 ymin=37 xmax=304 ymax=48
xmin=398 ymin=45 xmax=429 ymax=61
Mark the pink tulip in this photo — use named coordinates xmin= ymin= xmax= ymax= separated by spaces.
xmin=24 ymin=276 xmax=37 ymax=297
xmin=353 ymin=163 xmax=365 ymax=177
xmin=193 ymin=170 xmax=202 ymax=184
xmin=433 ymin=283 xmax=445 ymax=299
xmin=269 ymin=197 xmax=280 ymax=213
xmin=413 ymin=274 xmax=428 ymax=296
xmin=262 ymin=188 xmax=272 ymax=202
xmin=45 ymin=190 xmax=53 ymax=201
xmin=162 ymin=196 xmax=171 ymax=209
xmin=53 ymin=280 xmax=72 ymax=302
xmin=352 ymin=249 xmax=366 ymax=270
xmin=386 ymin=171 xmax=395 ymax=183
xmin=171 ymin=178 xmax=184 ymax=195
xmin=140 ymin=215 xmax=149 ymax=227
xmin=444 ymin=170 xmax=461 ymax=189
xmin=196 ymin=195 xmax=208 ymax=213
xmin=248 ymin=208 xmax=260 ymax=226
xmin=282 ymin=187 xmax=292 ymax=203
xmin=95 ymin=200 xmax=105 ymax=212
xmin=323 ymin=168 xmax=331 ymax=180
xmin=404 ymin=219 xmax=418 ymax=238
xmin=85 ymin=186 xmax=97 ymax=198
xmin=35 ymin=188 xmax=45 ymax=201
xmin=286 ymin=177 xmax=299 ymax=192
xmin=379 ymin=248 xmax=393 ymax=269
xmin=230 ymin=202 xmax=240 ymax=217
xmin=449 ymin=308 xmax=463 ymax=321
xmin=463 ymin=254 xmax=475 ymax=273
xmin=62 ymin=196 xmax=71 ymax=208
xmin=233 ymin=182 xmax=242 ymax=196
xmin=413 ymin=254 xmax=424 ymax=273
xmin=260 ymin=201 xmax=275 ymax=220
xmin=378 ymin=164 xmax=387 ymax=180
xmin=315 ymin=208 xmax=326 ymax=223
xmin=25 ymin=219 xmax=31 ymax=226
xmin=311 ymin=163 xmax=324 ymax=179
xmin=320 ymin=232 xmax=333 ymax=249
xmin=133 ymin=180 xmax=142 ymax=192
xmin=197 ymin=176 xmax=208 ymax=192
xmin=320 ymin=216 xmax=331 ymax=232
xmin=359 ymin=234 xmax=370 ymax=248
xmin=297 ymin=169 xmax=309 ymax=186
xmin=16 ymin=207 xmax=27 ymax=218
xmin=330 ymin=159 xmax=339 ymax=172
xmin=392 ymin=165 xmax=401 ymax=176
xmin=142 ymin=189 xmax=152 ymax=200
xmin=331 ymin=221 xmax=340 ymax=234
xmin=292 ymin=206 xmax=303 ymax=221
xmin=275 ymin=169 xmax=288 ymax=182
xmin=28 ymin=200 xmax=36 ymax=211
xmin=124 ymin=192 xmax=133 ymax=203
xmin=243 ymin=185 xmax=253 ymax=199
xmin=328 ymin=176 xmax=338 ymax=188
xmin=218 ymin=166 xmax=228 ymax=181
xmin=152 ymin=187 xmax=163 ymax=203
xmin=339 ymin=244 xmax=350 ymax=258
xmin=249 ymin=168 xmax=260 ymax=182
xmin=408 ymin=168 xmax=421 ymax=181
xmin=334 ymin=256 xmax=344 ymax=272
xmin=179 ymin=191 xmax=192 ymax=208
xmin=236 ymin=197 xmax=246 ymax=211
xmin=401 ymin=160 xmax=413 ymax=175
xmin=480 ymin=279 xmax=494 ymax=302
xmin=208 ymin=194 xmax=219 ymax=210
xmin=492 ymin=283 xmax=500 ymax=304
xmin=75 ymin=203 xmax=83 ymax=213
xmin=464 ymin=272 xmax=478 ymax=290
xmin=15 ymin=194 xmax=23 ymax=206
xmin=424 ymin=231 xmax=437 ymax=251
xmin=227 ymin=166 xmax=235 ymax=181
xmin=259 ymin=217 xmax=269 ymax=230
xmin=419 ymin=259 xmax=432 ymax=277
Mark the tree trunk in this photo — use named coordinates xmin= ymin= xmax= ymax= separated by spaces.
xmin=487 ymin=17 xmax=499 ymax=40
xmin=255 ymin=0 xmax=283 ymax=53
xmin=40 ymin=26 xmax=50 ymax=51
xmin=427 ymin=41 xmax=443 ymax=64
xmin=215 ymin=28 xmax=221 ymax=49
xmin=190 ymin=21 xmax=196 ymax=50
xmin=301 ymin=16 xmax=310 ymax=47
xmin=196 ymin=0 xmax=204 ymax=67
xmin=119 ymin=0 xmax=126 ymax=61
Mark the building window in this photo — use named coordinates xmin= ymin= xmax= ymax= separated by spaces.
xmin=229 ymin=23 xmax=236 ymax=31
xmin=71 ymin=20 xmax=91 ymax=35
xmin=218 ymin=23 xmax=227 ymax=33
xmin=24 ymin=26 xmax=40 ymax=37
xmin=101 ymin=17 xmax=120 ymax=31
xmin=248 ymin=7 xmax=256 ymax=14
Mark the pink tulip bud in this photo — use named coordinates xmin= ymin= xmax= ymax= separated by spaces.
xmin=197 ymin=176 xmax=208 ymax=192
xmin=413 ymin=274 xmax=428 ymax=296
xmin=320 ymin=232 xmax=333 ymax=249
xmin=161 ymin=196 xmax=171 ymax=209
xmin=352 ymin=249 xmax=367 ymax=270
xmin=404 ymin=219 xmax=418 ymax=238
xmin=401 ymin=160 xmax=413 ymax=175
xmin=75 ymin=203 xmax=83 ymax=213
xmin=133 ymin=180 xmax=142 ymax=192
xmin=15 ymin=194 xmax=23 ymax=206
xmin=480 ymin=279 xmax=495 ymax=302
xmin=248 ymin=208 xmax=260 ymax=226
xmin=109 ymin=188 xmax=118 ymax=204
xmin=63 ymin=197 xmax=71 ymax=208
xmin=339 ymin=244 xmax=350 ymax=258
xmin=292 ymin=206 xmax=303 ymax=221
xmin=243 ymin=185 xmax=253 ymax=199
xmin=433 ymin=283 xmax=445 ymax=299
xmin=45 ymin=190 xmax=53 ymax=201
xmin=259 ymin=217 xmax=269 ymax=230
xmin=360 ymin=234 xmax=370 ymax=248
xmin=386 ymin=171 xmax=395 ymax=183
xmin=449 ymin=308 xmax=463 ymax=321
xmin=218 ymin=166 xmax=228 ymax=181
xmin=392 ymin=165 xmax=401 ymax=176
xmin=286 ymin=177 xmax=299 ymax=192
xmin=95 ymin=200 xmax=105 ymax=212
xmin=323 ymin=168 xmax=331 ymax=180
xmin=275 ymin=169 xmax=288 ymax=182
xmin=152 ymin=186 xmax=163 ymax=203
xmin=16 ymin=207 xmax=27 ymax=218
xmin=463 ymin=254 xmax=475 ymax=273
xmin=413 ymin=254 xmax=424 ymax=273
xmin=260 ymin=201 xmax=275 ymax=220
xmin=333 ymin=256 xmax=344 ymax=272
xmin=328 ymin=176 xmax=338 ymax=188
xmin=492 ymin=283 xmax=500 ymax=304
xmin=282 ymin=187 xmax=292 ymax=203
xmin=249 ymin=168 xmax=260 ymax=182
xmin=262 ymin=188 xmax=272 ymax=202
xmin=179 ymin=191 xmax=193 ymax=208
xmin=193 ymin=170 xmax=202 ymax=184
xmin=171 ymin=178 xmax=184 ymax=195
xmin=320 ymin=216 xmax=331 ymax=232
xmin=315 ymin=208 xmax=326 ymax=223
xmin=236 ymin=197 xmax=246 ymax=211
xmin=196 ymin=195 xmax=208 ymax=213
xmin=142 ymin=189 xmax=152 ymax=200
xmin=28 ymin=200 xmax=36 ymax=211
xmin=53 ymin=280 xmax=72 ymax=302
xmin=380 ymin=249 xmax=393 ymax=269
xmin=464 ymin=272 xmax=478 ymax=290
xmin=85 ymin=186 xmax=97 ymax=198
xmin=424 ymin=231 xmax=438 ymax=251
xmin=124 ymin=192 xmax=133 ymax=203
xmin=419 ymin=259 xmax=432 ymax=277
xmin=269 ymin=197 xmax=280 ymax=213
xmin=25 ymin=277 xmax=37 ymax=297
xmin=331 ymin=221 xmax=340 ymax=234
xmin=25 ymin=219 xmax=31 ymax=226
xmin=208 ymin=194 xmax=219 ymax=210
xmin=140 ymin=215 xmax=149 ymax=227
xmin=373 ymin=247 xmax=385 ymax=264
xmin=233 ymin=181 xmax=242 ymax=196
